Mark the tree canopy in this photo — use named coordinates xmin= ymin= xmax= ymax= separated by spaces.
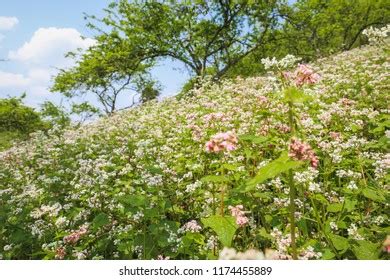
xmin=51 ymin=0 xmax=389 ymax=112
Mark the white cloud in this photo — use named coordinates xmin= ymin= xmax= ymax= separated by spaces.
xmin=2 ymin=27 xmax=96 ymax=100
xmin=0 ymin=71 xmax=30 ymax=87
xmin=0 ymin=16 xmax=19 ymax=30
xmin=8 ymin=27 xmax=96 ymax=67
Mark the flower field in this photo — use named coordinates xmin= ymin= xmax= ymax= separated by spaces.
xmin=0 ymin=42 xmax=389 ymax=260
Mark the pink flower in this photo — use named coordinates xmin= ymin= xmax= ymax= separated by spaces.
xmin=329 ymin=132 xmax=341 ymax=140
xmin=228 ymin=205 xmax=249 ymax=227
xmin=228 ymin=205 xmax=244 ymax=217
xmin=55 ymin=247 xmax=66 ymax=260
xmin=205 ymin=131 xmax=238 ymax=153
xmin=181 ymin=220 xmax=202 ymax=233
xmin=288 ymin=138 xmax=319 ymax=168
xmin=63 ymin=225 xmax=88 ymax=245
xmin=293 ymin=64 xmax=320 ymax=87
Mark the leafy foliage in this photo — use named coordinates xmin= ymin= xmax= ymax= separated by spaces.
xmin=0 ymin=39 xmax=389 ymax=260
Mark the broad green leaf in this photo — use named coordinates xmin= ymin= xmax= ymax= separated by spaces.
xmin=202 ymin=215 xmax=238 ymax=247
xmin=352 ymin=240 xmax=379 ymax=260
xmin=185 ymin=232 xmax=205 ymax=245
xmin=327 ymin=203 xmax=343 ymax=213
xmin=246 ymin=152 xmax=303 ymax=191
xmin=117 ymin=194 xmax=147 ymax=207
xmin=362 ymin=187 xmax=386 ymax=203
xmin=321 ymin=249 xmax=336 ymax=260
xmin=284 ymin=87 xmax=312 ymax=103
xmin=93 ymin=212 xmax=110 ymax=229
xmin=239 ymin=134 xmax=268 ymax=144
xmin=344 ymin=199 xmax=357 ymax=212
xmin=313 ymin=194 xmax=329 ymax=205
xmin=329 ymin=234 xmax=349 ymax=251
xmin=222 ymin=163 xmax=238 ymax=171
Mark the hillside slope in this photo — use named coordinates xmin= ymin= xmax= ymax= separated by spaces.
xmin=0 ymin=43 xmax=389 ymax=260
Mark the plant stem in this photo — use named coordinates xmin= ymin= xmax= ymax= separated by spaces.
xmin=287 ymin=100 xmax=298 ymax=259
xmin=220 ymin=185 xmax=225 ymax=216
xmin=288 ymin=169 xmax=298 ymax=259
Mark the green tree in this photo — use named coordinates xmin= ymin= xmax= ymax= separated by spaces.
xmin=274 ymin=0 xmax=390 ymax=57
xmin=51 ymin=38 xmax=155 ymax=115
xmin=0 ymin=95 xmax=47 ymax=150
xmin=78 ymin=0 xmax=281 ymax=82
xmin=226 ymin=0 xmax=390 ymax=78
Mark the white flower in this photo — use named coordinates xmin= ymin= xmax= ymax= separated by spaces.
xmin=347 ymin=181 xmax=358 ymax=190
xmin=3 ymin=244 xmax=13 ymax=251
xmin=55 ymin=216 xmax=69 ymax=228
xmin=330 ymin=221 xmax=338 ymax=231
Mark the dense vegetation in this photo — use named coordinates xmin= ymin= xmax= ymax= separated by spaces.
xmin=0 ymin=96 xmax=47 ymax=150
xmin=52 ymin=0 xmax=390 ymax=114
xmin=0 ymin=38 xmax=388 ymax=259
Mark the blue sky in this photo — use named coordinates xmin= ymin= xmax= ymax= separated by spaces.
xmin=0 ymin=0 xmax=189 ymax=109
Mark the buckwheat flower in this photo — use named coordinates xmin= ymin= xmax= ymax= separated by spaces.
xmin=228 ymin=205 xmax=249 ymax=227
xmin=205 ymin=131 xmax=238 ymax=153
xmin=236 ymin=215 xmax=249 ymax=227
xmin=299 ymin=246 xmax=322 ymax=260
xmin=73 ymin=250 xmax=87 ymax=260
xmin=329 ymin=131 xmax=342 ymax=140
xmin=55 ymin=216 xmax=68 ymax=228
xmin=293 ymin=64 xmax=320 ymax=86
xmin=63 ymin=225 xmax=88 ymax=245
xmin=288 ymin=138 xmax=319 ymax=168
xmin=228 ymin=205 xmax=244 ymax=217
xmin=347 ymin=181 xmax=358 ymax=190
xmin=308 ymin=182 xmax=321 ymax=192
xmin=374 ymin=216 xmax=385 ymax=225
xmin=347 ymin=223 xmax=364 ymax=240
xmin=55 ymin=247 xmax=66 ymax=260
xmin=180 ymin=220 xmax=202 ymax=233
xmin=330 ymin=221 xmax=338 ymax=231
xmin=157 ymin=255 xmax=170 ymax=260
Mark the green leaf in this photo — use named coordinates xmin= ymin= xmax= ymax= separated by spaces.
xmin=352 ymin=240 xmax=379 ymax=260
xmin=329 ymin=234 xmax=349 ymax=251
xmin=284 ymin=87 xmax=312 ymax=103
xmin=321 ymin=249 xmax=336 ymax=260
xmin=117 ymin=194 xmax=147 ymax=207
xmin=222 ymin=163 xmax=238 ymax=171
xmin=344 ymin=199 xmax=357 ymax=212
xmin=92 ymin=213 xmax=110 ymax=229
xmin=362 ymin=187 xmax=386 ymax=203
xmin=201 ymin=175 xmax=230 ymax=183
xmin=239 ymin=134 xmax=268 ymax=144
xmin=327 ymin=203 xmax=343 ymax=213
xmin=185 ymin=232 xmax=205 ymax=245
xmin=202 ymin=215 xmax=238 ymax=247
xmin=246 ymin=152 xmax=303 ymax=191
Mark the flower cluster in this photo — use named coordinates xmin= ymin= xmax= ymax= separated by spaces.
xmin=293 ymin=64 xmax=321 ymax=86
xmin=362 ymin=24 xmax=390 ymax=45
xmin=205 ymin=131 xmax=238 ymax=153
xmin=289 ymin=138 xmax=319 ymax=168
xmin=179 ymin=220 xmax=202 ymax=233
xmin=0 ymin=41 xmax=388 ymax=260
xmin=261 ymin=54 xmax=300 ymax=70
xmin=63 ymin=225 xmax=88 ymax=245
xmin=228 ymin=205 xmax=249 ymax=227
